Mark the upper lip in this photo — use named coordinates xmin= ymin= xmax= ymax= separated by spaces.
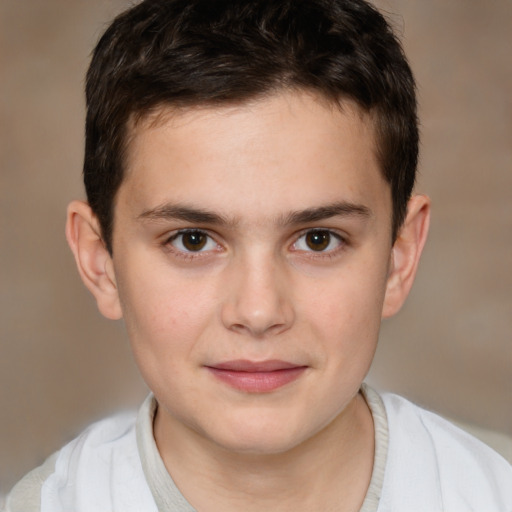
xmin=206 ymin=360 xmax=304 ymax=372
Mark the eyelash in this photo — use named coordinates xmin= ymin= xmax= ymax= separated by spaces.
xmin=163 ymin=228 xmax=347 ymax=260
xmin=291 ymin=229 xmax=347 ymax=258
xmin=164 ymin=229 xmax=221 ymax=260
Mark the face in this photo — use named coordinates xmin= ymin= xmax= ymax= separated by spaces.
xmin=111 ymin=91 xmax=394 ymax=455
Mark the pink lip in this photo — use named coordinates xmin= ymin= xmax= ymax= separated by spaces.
xmin=205 ymin=360 xmax=307 ymax=393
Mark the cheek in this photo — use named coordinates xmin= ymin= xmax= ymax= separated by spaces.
xmin=118 ymin=277 xmax=215 ymax=401
xmin=116 ymin=263 xmax=217 ymax=357
xmin=304 ymin=263 xmax=387 ymax=329
xmin=297 ymin=259 xmax=387 ymax=365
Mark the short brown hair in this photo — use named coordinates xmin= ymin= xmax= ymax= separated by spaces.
xmin=84 ymin=0 xmax=418 ymax=252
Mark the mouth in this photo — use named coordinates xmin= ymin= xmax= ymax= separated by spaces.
xmin=205 ymin=360 xmax=308 ymax=393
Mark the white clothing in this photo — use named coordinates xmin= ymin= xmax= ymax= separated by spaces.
xmin=380 ymin=393 xmax=512 ymax=511
xmin=5 ymin=387 xmax=512 ymax=512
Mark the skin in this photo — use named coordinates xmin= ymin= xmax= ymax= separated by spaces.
xmin=67 ymin=90 xmax=430 ymax=511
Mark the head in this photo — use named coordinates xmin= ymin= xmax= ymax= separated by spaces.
xmin=67 ymin=0 xmax=430 ymax=457
xmin=84 ymin=0 xmax=418 ymax=253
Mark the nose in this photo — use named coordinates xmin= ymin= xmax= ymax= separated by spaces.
xmin=220 ymin=251 xmax=295 ymax=338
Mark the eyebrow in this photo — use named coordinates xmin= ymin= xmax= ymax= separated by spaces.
xmin=280 ymin=202 xmax=372 ymax=225
xmin=138 ymin=204 xmax=230 ymax=225
xmin=138 ymin=201 xmax=372 ymax=226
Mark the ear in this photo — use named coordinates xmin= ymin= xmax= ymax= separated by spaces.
xmin=382 ymin=194 xmax=430 ymax=318
xmin=65 ymin=200 xmax=122 ymax=320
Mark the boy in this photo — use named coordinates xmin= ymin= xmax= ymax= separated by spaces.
xmin=6 ymin=0 xmax=511 ymax=510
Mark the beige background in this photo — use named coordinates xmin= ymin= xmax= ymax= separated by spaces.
xmin=1 ymin=0 xmax=511 ymax=495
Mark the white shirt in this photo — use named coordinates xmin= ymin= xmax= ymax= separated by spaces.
xmin=5 ymin=386 xmax=512 ymax=512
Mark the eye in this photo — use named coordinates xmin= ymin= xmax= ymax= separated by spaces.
xmin=168 ymin=230 xmax=218 ymax=253
xmin=293 ymin=229 xmax=343 ymax=252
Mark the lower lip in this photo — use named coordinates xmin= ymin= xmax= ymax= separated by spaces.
xmin=206 ymin=367 xmax=307 ymax=393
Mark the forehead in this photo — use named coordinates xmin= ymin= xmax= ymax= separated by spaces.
xmin=119 ymin=91 xmax=389 ymax=223
xmin=126 ymin=91 xmax=379 ymax=167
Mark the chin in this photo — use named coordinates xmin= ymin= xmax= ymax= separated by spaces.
xmin=204 ymin=413 xmax=315 ymax=456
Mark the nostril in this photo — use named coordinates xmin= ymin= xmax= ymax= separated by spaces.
xmin=219 ymin=260 xmax=295 ymax=336
xmin=222 ymin=302 xmax=294 ymax=337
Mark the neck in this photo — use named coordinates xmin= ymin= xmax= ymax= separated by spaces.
xmin=154 ymin=392 xmax=375 ymax=512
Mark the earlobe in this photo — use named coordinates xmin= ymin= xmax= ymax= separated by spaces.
xmin=65 ymin=200 xmax=123 ymax=320
xmin=382 ymin=194 xmax=430 ymax=318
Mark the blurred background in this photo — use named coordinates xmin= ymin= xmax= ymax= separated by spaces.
xmin=1 ymin=0 xmax=511 ymax=496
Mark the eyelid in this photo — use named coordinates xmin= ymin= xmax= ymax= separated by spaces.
xmin=161 ymin=227 xmax=348 ymax=260
xmin=164 ymin=228 xmax=222 ymax=255
xmin=290 ymin=228 xmax=347 ymax=254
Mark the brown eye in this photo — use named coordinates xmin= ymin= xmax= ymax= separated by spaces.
xmin=181 ymin=231 xmax=207 ymax=251
xmin=293 ymin=229 xmax=343 ymax=254
xmin=305 ymin=230 xmax=331 ymax=251
xmin=170 ymin=230 xmax=216 ymax=253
